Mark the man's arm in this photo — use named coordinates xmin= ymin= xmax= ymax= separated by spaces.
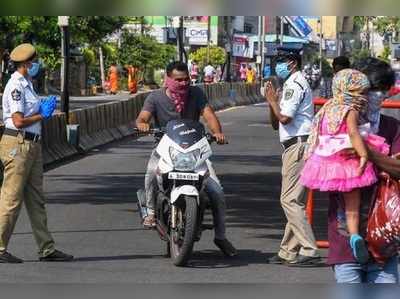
xmin=369 ymin=149 xmax=400 ymax=179
xmin=135 ymin=110 xmax=152 ymax=132
xmin=12 ymin=112 xmax=43 ymax=129
xmin=201 ymin=106 xmax=226 ymax=144
xmin=269 ymin=104 xmax=280 ymax=130
xmin=265 ymin=81 xmax=293 ymax=125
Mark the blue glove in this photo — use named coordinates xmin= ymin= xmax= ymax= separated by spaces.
xmin=39 ymin=95 xmax=57 ymax=119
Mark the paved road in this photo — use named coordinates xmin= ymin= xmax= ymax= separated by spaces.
xmin=0 ymin=103 xmax=394 ymax=283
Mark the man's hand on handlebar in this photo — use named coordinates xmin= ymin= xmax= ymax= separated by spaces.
xmin=213 ymin=132 xmax=227 ymax=144
xmin=137 ymin=123 xmax=150 ymax=133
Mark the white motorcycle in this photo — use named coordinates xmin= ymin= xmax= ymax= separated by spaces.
xmin=136 ymin=119 xmax=220 ymax=266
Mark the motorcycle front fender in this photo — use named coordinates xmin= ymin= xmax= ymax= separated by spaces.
xmin=170 ymin=185 xmax=199 ymax=205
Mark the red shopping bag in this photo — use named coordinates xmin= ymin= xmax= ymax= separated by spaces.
xmin=366 ymin=172 xmax=400 ymax=265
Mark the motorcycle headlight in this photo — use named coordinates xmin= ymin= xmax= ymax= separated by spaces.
xmin=169 ymin=147 xmax=200 ymax=171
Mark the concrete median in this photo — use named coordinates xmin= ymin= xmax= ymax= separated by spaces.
xmin=42 ymin=113 xmax=79 ymax=164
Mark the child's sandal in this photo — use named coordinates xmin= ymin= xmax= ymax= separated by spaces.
xmin=350 ymin=234 xmax=369 ymax=264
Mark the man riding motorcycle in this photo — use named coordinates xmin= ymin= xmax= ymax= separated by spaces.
xmin=135 ymin=61 xmax=237 ymax=257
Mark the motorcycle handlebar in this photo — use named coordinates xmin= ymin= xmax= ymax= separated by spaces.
xmin=134 ymin=128 xmax=228 ymax=144
xmin=133 ymin=127 xmax=164 ymax=135
xmin=205 ymin=133 xmax=229 ymax=145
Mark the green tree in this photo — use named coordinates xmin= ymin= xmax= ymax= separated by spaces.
xmin=117 ymin=29 xmax=175 ymax=84
xmin=350 ymin=48 xmax=371 ymax=65
xmin=0 ymin=16 xmax=130 ymax=92
xmin=373 ymin=16 xmax=400 ymax=42
xmin=379 ymin=46 xmax=391 ymax=63
xmin=69 ymin=16 xmax=132 ymax=46
xmin=189 ymin=46 xmax=226 ymax=69
xmin=312 ymin=56 xmax=333 ymax=78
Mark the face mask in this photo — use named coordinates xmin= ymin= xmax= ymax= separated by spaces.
xmin=164 ymin=76 xmax=190 ymax=113
xmin=27 ymin=62 xmax=40 ymax=78
xmin=275 ymin=62 xmax=291 ymax=79
xmin=367 ymin=91 xmax=387 ymax=133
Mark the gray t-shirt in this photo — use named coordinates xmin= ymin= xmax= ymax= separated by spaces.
xmin=142 ymin=86 xmax=208 ymax=128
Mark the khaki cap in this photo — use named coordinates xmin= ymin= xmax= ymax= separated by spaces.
xmin=10 ymin=43 xmax=36 ymax=62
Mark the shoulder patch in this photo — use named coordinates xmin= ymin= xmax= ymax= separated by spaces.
xmin=284 ymin=89 xmax=294 ymax=100
xmin=11 ymin=89 xmax=21 ymax=101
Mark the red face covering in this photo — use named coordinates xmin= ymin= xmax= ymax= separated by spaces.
xmin=164 ymin=75 xmax=190 ymax=113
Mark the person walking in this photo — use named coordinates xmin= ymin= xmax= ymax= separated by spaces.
xmin=0 ymin=43 xmax=73 ymax=263
xmin=203 ymin=64 xmax=216 ymax=84
xmin=265 ymin=48 xmax=320 ymax=266
xmin=246 ymin=65 xmax=256 ymax=84
xmin=126 ymin=65 xmax=138 ymax=94
xmin=108 ymin=63 xmax=119 ymax=95
xmin=239 ymin=63 xmax=247 ymax=82
xmin=189 ymin=61 xmax=199 ymax=85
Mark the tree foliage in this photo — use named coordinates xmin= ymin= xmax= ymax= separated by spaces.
xmin=0 ymin=16 xmax=130 ymax=72
xmin=189 ymin=46 xmax=226 ymax=69
xmin=117 ymin=29 xmax=175 ymax=71
xmin=379 ymin=46 xmax=391 ymax=63
xmin=349 ymin=48 xmax=371 ymax=65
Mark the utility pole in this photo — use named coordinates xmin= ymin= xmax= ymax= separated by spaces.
xmin=280 ymin=16 xmax=284 ymax=46
xmin=319 ymin=16 xmax=323 ymax=74
xmin=276 ymin=16 xmax=280 ymax=47
xmin=58 ymin=16 xmax=70 ymax=124
xmin=99 ymin=46 xmax=105 ymax=90
xmin=365 ymin=16 xmax=371 ymax=53
xmin=261 ymin=16 xmax=266 ymax=80
xmin=140 ymin=16 xmax=145 ymax=35
xmin=370 ymin=17 xmax=375 ymax=57
xmin=258 ymin=16 xmax=262 ymax=77
xmin=178 ymin=16 xmax=184 ymax=62
xmin=224 ymin=16 xmax=232 ymax=82
xmin=207 ymin=16 xmax=211 ymax=64
xmin=274 ymin=16 xmax=280 ymax=75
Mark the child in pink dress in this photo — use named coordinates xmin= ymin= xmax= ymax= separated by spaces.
xmin=300 ymin=69 xmax=389 ymax=264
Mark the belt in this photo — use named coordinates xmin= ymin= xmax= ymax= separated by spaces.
xmin=3 ymin=128 xmax=41 ymax=143
xmin=282 ymin=135 xmax=308 ymax=150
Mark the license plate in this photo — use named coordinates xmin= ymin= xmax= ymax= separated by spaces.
xmin=168 ymin=172 xmax=199 ymax=181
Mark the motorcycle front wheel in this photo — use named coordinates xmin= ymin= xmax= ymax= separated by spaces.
xmin=170 ymin=196 xmax=198 ymax=266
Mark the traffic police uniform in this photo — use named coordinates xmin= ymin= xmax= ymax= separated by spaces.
xmin=0 ymin=44 xmax=55 ymax=260
xmin=276 ymin=53 xmax=319 ymax=262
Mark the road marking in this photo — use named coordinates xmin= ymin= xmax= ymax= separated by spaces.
xmin=248 ymin=123 xmax=272 ymax=127
xmin=216 ymin=106 xmax=246 ymax=113
xmin=221 ymin=122 xmax=234 ymax=126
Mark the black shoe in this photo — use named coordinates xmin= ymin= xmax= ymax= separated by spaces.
xmin=267 ymin=254 xmax=289 ymax=265
xmin=39 ymin=250 xmax=74 ymax=262
xmin=0 ymin=251 xmax=23 ymax=263
xmin=214 ymin=238 xmax=237 ymax=257
xmin=287 ymin=255 xmax=321 ymax=267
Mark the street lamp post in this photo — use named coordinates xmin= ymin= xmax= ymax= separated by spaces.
xmin=224 ymin=16 xmax=232 ymax=82
xmin=319 ymin=16 xmax=323 ymax=74
xmin=261 ymin=16 xmax=266 ymax=80
xmin=178 ymin=16 xmax=184 ymax=62
xmin=58 ymin=16 xmax=70 ymax=124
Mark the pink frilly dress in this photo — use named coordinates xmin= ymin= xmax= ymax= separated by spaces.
xmin=300 ymin=116 xmax=389 ymax=192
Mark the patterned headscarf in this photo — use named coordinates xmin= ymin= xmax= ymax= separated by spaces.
xmin=305 ymin=69 xmax=370 ymax=158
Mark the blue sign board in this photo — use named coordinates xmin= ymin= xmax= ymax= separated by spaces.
xmin=287 ymin=16 xmax=312 ymax=37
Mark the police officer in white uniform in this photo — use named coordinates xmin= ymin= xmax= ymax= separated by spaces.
xmin=0 ymin=43 xmax=73 ymax=263
xmin=265 ymin=48 xmax=320 ymax=266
